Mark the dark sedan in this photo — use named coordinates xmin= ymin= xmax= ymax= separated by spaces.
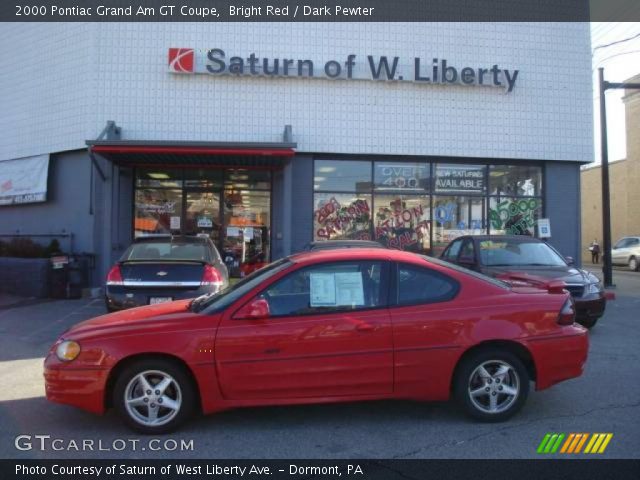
xmin=440 ymin=235 xmax=606 ymax=328
xmin=105 ymin=235 xmax=229 ymax=312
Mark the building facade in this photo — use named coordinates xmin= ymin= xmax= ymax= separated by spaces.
xmin=581 ymin=73 xmax=640 ymax=263
xmin=0 ymin=23 xmax=593 ymax=286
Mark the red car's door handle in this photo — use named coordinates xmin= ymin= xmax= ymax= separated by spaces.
xmin=263 ymin=348 xmax=281 ymax=354
xmin=356 ymin=322 xmax=375 ymax=332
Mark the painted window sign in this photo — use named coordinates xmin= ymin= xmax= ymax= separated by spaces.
xmin=435 ymin=164 xmax=485 ymax=194
xmin=374 ymin=195 xmax=430 ymax=252
xmin=314 ymin=195 xmax=372 ymax=240
xmin=374 ymin=163 xmax=430 ymax=191
xmin=489 ymin=198 xmax=541 ymax=236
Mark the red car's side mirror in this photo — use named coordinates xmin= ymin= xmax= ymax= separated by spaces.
xmin=233 ymin=297 xmax=270 ymax=320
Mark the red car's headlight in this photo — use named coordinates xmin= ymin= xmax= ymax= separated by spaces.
xmin=55 ymin=340 xmax=81 ymax=362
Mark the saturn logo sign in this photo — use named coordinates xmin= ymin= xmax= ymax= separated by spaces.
xmin=156 ymin=271 xmax=168 ymax=277
xmin=168 ymin=48 xmax=194 ymax=73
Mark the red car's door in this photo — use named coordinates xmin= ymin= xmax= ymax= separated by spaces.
xmin=388 ymin=261 xmax=465 ymax=399
xmin=214 ymin=260 xmax=393 ymax=400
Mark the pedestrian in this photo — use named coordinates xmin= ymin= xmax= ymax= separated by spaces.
xmin=590 ymin=239 xmax=601 ymax=264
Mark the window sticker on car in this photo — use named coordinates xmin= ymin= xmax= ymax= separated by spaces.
xmin=310 ymin=272 xmax=365 ymax=307
xmin=310 ymin=273 xmax=337 ymax=306
xmin=335 ymin=272 xmax=365 ymax=306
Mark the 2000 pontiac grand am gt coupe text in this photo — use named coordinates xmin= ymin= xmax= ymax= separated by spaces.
xmin=44 ymin=248 xmax=588 ymax=434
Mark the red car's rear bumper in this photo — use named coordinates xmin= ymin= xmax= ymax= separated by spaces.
xmin=526 ymin=327 xmax=589 ymax=391
xmin=44 ymin=356 xmax=108 ymax=415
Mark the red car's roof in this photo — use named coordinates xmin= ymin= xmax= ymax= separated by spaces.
xmin=290 ymin=247 xmax=426 ymax=265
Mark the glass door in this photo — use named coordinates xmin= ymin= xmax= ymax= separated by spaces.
xmin=183 ymin=191 xmax=222 ymax=244
xmin=223 ymin=190 xmax=271 ymax=277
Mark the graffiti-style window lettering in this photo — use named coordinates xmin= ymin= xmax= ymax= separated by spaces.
xmin=313 ymin=193 xmax=372 ymax=241
xmin=374 ymin=195 xmax=431 ymax=254
xmin=489 ymin=197 xmax=542 ymax=236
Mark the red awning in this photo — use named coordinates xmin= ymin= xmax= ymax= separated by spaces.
xmin=87 ymin=141 xmax=296 ymax=168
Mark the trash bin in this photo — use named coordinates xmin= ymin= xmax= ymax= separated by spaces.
xmin=50 ymin=255 xmax=69 ymax=299
xmin=67 ymin=253 xmax=94 ymax=299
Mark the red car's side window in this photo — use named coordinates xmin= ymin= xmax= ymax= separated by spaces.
xmin=396 ymin=263 xmax=459 ymax=306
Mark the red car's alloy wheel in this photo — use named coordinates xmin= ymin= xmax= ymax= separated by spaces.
xmin=455 ymin=349 xmax=530 ymax=422
xmin=113 ymin=359 xmax=196 ymax=434
xmin=468 ymin=360 xmax=520 ymax=414
xmin=124 ymin=370 xmax=182 ymax=427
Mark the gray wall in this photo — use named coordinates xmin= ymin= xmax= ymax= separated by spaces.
xmin=0 ymin=150 xmax=94 ymax=255
xmin=281 ymin=154 xmax=314 ymax=255
xmin=92 ymin=158 xmax=134 ymax=286
xmin=544 ymin=161 xmax=582 ymax=266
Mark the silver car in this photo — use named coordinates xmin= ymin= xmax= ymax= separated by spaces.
xmin=611 ymin=236 xmax=640 ymax=271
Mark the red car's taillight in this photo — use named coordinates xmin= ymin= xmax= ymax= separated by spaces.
xmin=201 ymin=265 xmax=223 ymax=287
xmin=557 ymin=298 xmax=576 ymax=325
xmin=106 ymin=265 xmax=123 ymax=285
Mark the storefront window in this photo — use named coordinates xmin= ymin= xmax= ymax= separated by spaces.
xmin=434 ymin=164 xmax=486 ymax=195
xmin=489 ymin=165 xmax=542 ymax=196
xmin=224 ymin=169 xmax=271 ymax=190
xmin=134 ymin=188 xmax=182 ymax=236
xmin=314 ymin=193 xmax=372 ymax=240
xmin=184 ymin=169 xmax=223 ymax=188
xmin=135 ymin=168 xmax=183 ymax=188
xmin=314 ymin=160 xmax=372 ymax=192
xmin=374 ymin=162 xmax=430 ymax=192
xmin=223 ymin=190 xmax=271 ymax=277
xmin=432 ymin=196 xmax=486 ymax=256
xmin=374 ymin=194 xmax=431 ymax=253
xmin=489 ymin=197 xmax=542 ymax=236
xmin=134 ymin=168 xmax=272 ymax=277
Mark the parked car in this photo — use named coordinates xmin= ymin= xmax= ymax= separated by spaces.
xmin=105 ymin=235 xmax=229 ymax=312
xmin=611 ymin=236 xmax=640 ymax=271
xmin=303 ymin=240 xmax=385 ymax=251
xmin=440 ymin=235 xmax=606 ymax=328
xmin=46 ymin=248 xmax=587 ymax=433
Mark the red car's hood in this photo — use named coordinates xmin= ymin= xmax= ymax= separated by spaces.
xmin=63 ymin=300 xmax=204 ymax=340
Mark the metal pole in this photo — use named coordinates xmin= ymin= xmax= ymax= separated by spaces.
xmin=599 ymin=68 xmax=614 ymax=287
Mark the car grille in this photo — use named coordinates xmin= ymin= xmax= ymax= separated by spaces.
xmin=565 ymin=284 xmax=584 ymax=298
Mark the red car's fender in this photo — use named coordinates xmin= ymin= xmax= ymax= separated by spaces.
xmin=45 ymin=300 xmax=228 ymax=415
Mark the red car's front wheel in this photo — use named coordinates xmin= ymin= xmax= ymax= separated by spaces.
xmin=113 ymin=358 xmax=196 ymax=434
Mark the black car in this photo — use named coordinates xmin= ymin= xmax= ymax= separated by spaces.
xmin=105 ymin=235 xmax=229 ymax=312
xmin=440 ymin=235 xmax=606 ymax=328
xmin=304 ymin=240 xmax=385 ymax=251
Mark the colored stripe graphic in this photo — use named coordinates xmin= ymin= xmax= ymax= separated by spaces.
xmin=560 ymin=433 xmax=575 ymax=453
xmin=537 ymin=434 xmax=552 ymax=454
xmin=539 ymin=433 xmax=613 ymax=454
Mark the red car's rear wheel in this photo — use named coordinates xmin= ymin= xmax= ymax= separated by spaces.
xmin=454 ymin=349 xmax=530 ymax=422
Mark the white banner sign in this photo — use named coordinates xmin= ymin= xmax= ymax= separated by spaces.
xmin=0 ymin=154 xmax=49 ymax=206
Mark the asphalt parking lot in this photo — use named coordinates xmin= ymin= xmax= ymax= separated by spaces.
xmin=0 ymin=268 xmax=638 ymax=459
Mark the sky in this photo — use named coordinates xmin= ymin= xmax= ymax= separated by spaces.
xmin=591 ymin=22 xmax=640 ymax=164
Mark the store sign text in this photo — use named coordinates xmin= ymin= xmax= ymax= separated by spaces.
xmin=169 ymin=48 xmax=520 ymax=92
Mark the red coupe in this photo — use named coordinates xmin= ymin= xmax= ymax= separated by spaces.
xmin=44 ymin=248 xmax=588 ymax=434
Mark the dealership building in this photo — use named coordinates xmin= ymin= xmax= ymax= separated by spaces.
xmin=0 ymin=23 xmax=593 ymax=286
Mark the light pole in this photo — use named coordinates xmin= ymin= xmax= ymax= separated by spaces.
xmin=597 ymin=68 xmax=640 ymax=287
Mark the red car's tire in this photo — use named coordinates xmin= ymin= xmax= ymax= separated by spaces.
xmin=454 ymin=349 xmax=530 ymax=422
xmin=113 ymin=358 xmax=196 ymax=434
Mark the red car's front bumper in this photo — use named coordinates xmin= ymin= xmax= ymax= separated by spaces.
xmin=526 ymin=326 xmax=589 ymax=391
xmin=44 ymin=355 xmax=108 ymax=415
